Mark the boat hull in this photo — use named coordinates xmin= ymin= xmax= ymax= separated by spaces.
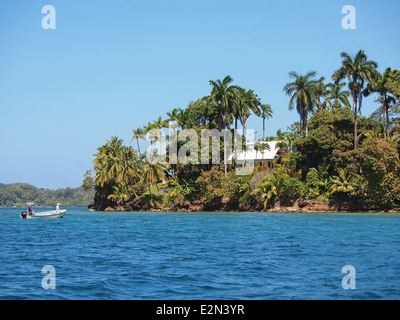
xmin=20 ymin=210 xmax=66 ymax=219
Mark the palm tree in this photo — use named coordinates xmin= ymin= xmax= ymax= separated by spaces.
xmin=236 ymin=88 xmax=261 ymax=139
xmin=175 ymin=108 xmax=194 ymax=129
xmin=325 ymin=82 xmax=351 ymax=110
xmin=152 ymin=116 xmax=169 ymax=155
xmin=166 ymin=108 xmax=180 ymax=123
xmin=166 ymin=108 xmax=180 ymax=133
xmin=209 ymin=75 xmax=240 ymax=131
xmin=254 ymin=141 xmax=271 ymax=162
xmin=315 ymin=77 xmax=330 ymax=111
xmin=169 ymin=177 xmax=196 ymax=203
xmin=233 ymin=88 xmax=261 ymax=169
xmin=332 ymin=50 xmax=379 ymax=149
xmin=93 ymin=137 xmax=143 ymax=201
xmin=116 ymin=146 xmax=141 ymax=197
xmin=364 ymin=68 xmax=396 ymax=138
xmin=260 ymin=104 xmax=273 ymax=141
xmin=130 ymin=127 xmax=145 ymax=156
xmin=253 ymin=170 xmax=287 ymax=208
xmin=365 ymin=127 xmax=383 ymax=139
xmin=209 ymin=75 xmax=240 ymax=176
xmin=143 ymin=122 xmax=157 ymax=156
xmin=274 ymin=129 xmax=290 ymax=151
xmin=93 ymin=136 xmax=124 ymax=188
xmin=107 ymin=184 xmax=131 ymax=205
xmin=283 ymin=71 xmax=319 ymax=137
xmin=329 ymin=169 xmax=354 ymax=195
xmin=143 ymin=162 xmax=169 ymax=196
xmin=198 ymin=96 xmax=219 ymax=129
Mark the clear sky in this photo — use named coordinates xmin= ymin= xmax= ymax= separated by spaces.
xmin=0 ymin=0 xmax=399 ymax=189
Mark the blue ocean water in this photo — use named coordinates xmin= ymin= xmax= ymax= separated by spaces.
xmin=0 ymin=207 xmax=399 ymax=300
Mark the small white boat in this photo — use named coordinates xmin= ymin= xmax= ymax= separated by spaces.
xmin=20 ymin=210 xmax=66 ymax=219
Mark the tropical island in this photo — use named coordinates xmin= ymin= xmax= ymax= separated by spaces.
xmin=85 ymin=50 xmax=400 ymax=213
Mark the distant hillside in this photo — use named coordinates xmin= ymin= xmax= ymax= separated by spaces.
xmin=0 ymin=183 xmax=94 ymax=207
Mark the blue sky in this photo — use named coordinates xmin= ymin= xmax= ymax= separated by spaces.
xmin=0 ymin=0 xmax=399 ymax=189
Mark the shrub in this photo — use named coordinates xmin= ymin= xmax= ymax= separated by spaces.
xmin=281 ymin=177 xmax=305 ymax=199
xmin=252 ymin=169 xmax=288 ymax=208
xmin=195 ymin=170 xmax=252 ymax=200
xmin=195 ymin=169 xmax=225 ymax=200
xmin=358 ymin=138 xmax=400 ymax=207
xmin=250 ymin=171 xmax=272 ymax=191
xmin=305 ymin=169 xmax=321 ymax=198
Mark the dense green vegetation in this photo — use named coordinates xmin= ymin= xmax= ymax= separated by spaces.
xmin=0 ymin=183 xmax=94 ymax=207
xmin=88 ymin=50 xmax=400 ymax=211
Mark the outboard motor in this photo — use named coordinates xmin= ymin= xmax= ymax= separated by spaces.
xmin=20 ymin=212 xmax=27 ymax=219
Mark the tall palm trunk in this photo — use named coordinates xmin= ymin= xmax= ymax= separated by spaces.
xmin=242 ymin=119 xmax=247 ymax=168
xmin=301 ymin=110 xmax=308 ymax=137
xmin=385 ymin=102 xmax=390 ymax=138
xmin=263 ymin=117 xmax=266 ymax=141
xmin=223 ymin=124 xmax=227 ymax=177
xmin=351 ymin=92 xmax=358 ymax=149
xmin=222 ymin=109 xmax=228 ymax=177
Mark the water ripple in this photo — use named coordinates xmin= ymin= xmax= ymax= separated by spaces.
xmin=1 ymin=208 xmax=400 ymax=299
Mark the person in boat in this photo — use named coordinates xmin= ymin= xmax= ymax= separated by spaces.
xmin=56 ymin=203 xmax=60 ymax=213
xmin=27 ymin=204 xmax=35 ymax=216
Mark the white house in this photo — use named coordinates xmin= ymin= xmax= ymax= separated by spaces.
xmin=229 ymin=141 xmax=282 ymax=168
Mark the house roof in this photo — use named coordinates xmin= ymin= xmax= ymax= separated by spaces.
xmin=229 ymin=141 xmax=281 ymax=161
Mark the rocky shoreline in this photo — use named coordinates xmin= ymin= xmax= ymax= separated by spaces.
xmin=90 ymin=198 xmax=400 ymax=213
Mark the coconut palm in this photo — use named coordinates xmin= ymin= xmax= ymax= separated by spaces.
xmin=209 ymin=75 xmax=240 ymax=131
xmin=231 ymin=88 xmax=261 ymax=168
xmin=166 ymin=108 xmax=180 ymax=124
xmin=365 ymin=127 xmax=383 ymax=139
xmin=283 ymin=71 xmax=319 ymax=137
xmin=314 ymin=77 xmax=331 ymax=111
xmin=197 ymin=96 xmax=219 ymax=129
xmin=253 ymin=170 xmax=287 ymax=208
xmin=166 ymin=109 xmax=177 ymax=134
xmin=254 ymin=141 xmax=271 ymax=156
xmin=325 ymin=82 xmax=351 ymax=110
xmin=142 ymin=122 xmax=158 ymax=156
xmin=169 ymin=177 xmax=196 ymax=203
xmin=175 ymin=108 xmax=195 ymax=129
xmin=363 ymin=68 xmax=396 ymax=138
xmin=209 ymin=76 xmax=240 ymax=176
xmin=236 ymin=88 xmax=261 ymax=139
xmin=260 ymin=104 xmax=273 ymax=141
xmin=143 ymin=161 xmax=169 ymax=196
xmin=116 ymin=146 xmax=141 ymax=197
xmin=107 ymin=184 xmax=131 ymax=205
xmin=152 ymin=116 xmax=169 ymax=155
xmin=329 ymin=169 xmax=354 ymax=195
xmin=93 ymin=136 xmax=124 ymax=188
xmin=332 ymin=50 xmax=379 ymax=149
xmin=130 ymin=127 xmax=145 ymax=156
xmin=273 ymin=129 xmax=290 ymax=151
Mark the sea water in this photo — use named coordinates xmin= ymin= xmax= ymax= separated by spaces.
xmin=0 ymin=207 xmax=399 ymax=300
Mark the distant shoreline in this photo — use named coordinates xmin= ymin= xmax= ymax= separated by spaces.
xmin=0 ymin=182 xmax=94 ymax=207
